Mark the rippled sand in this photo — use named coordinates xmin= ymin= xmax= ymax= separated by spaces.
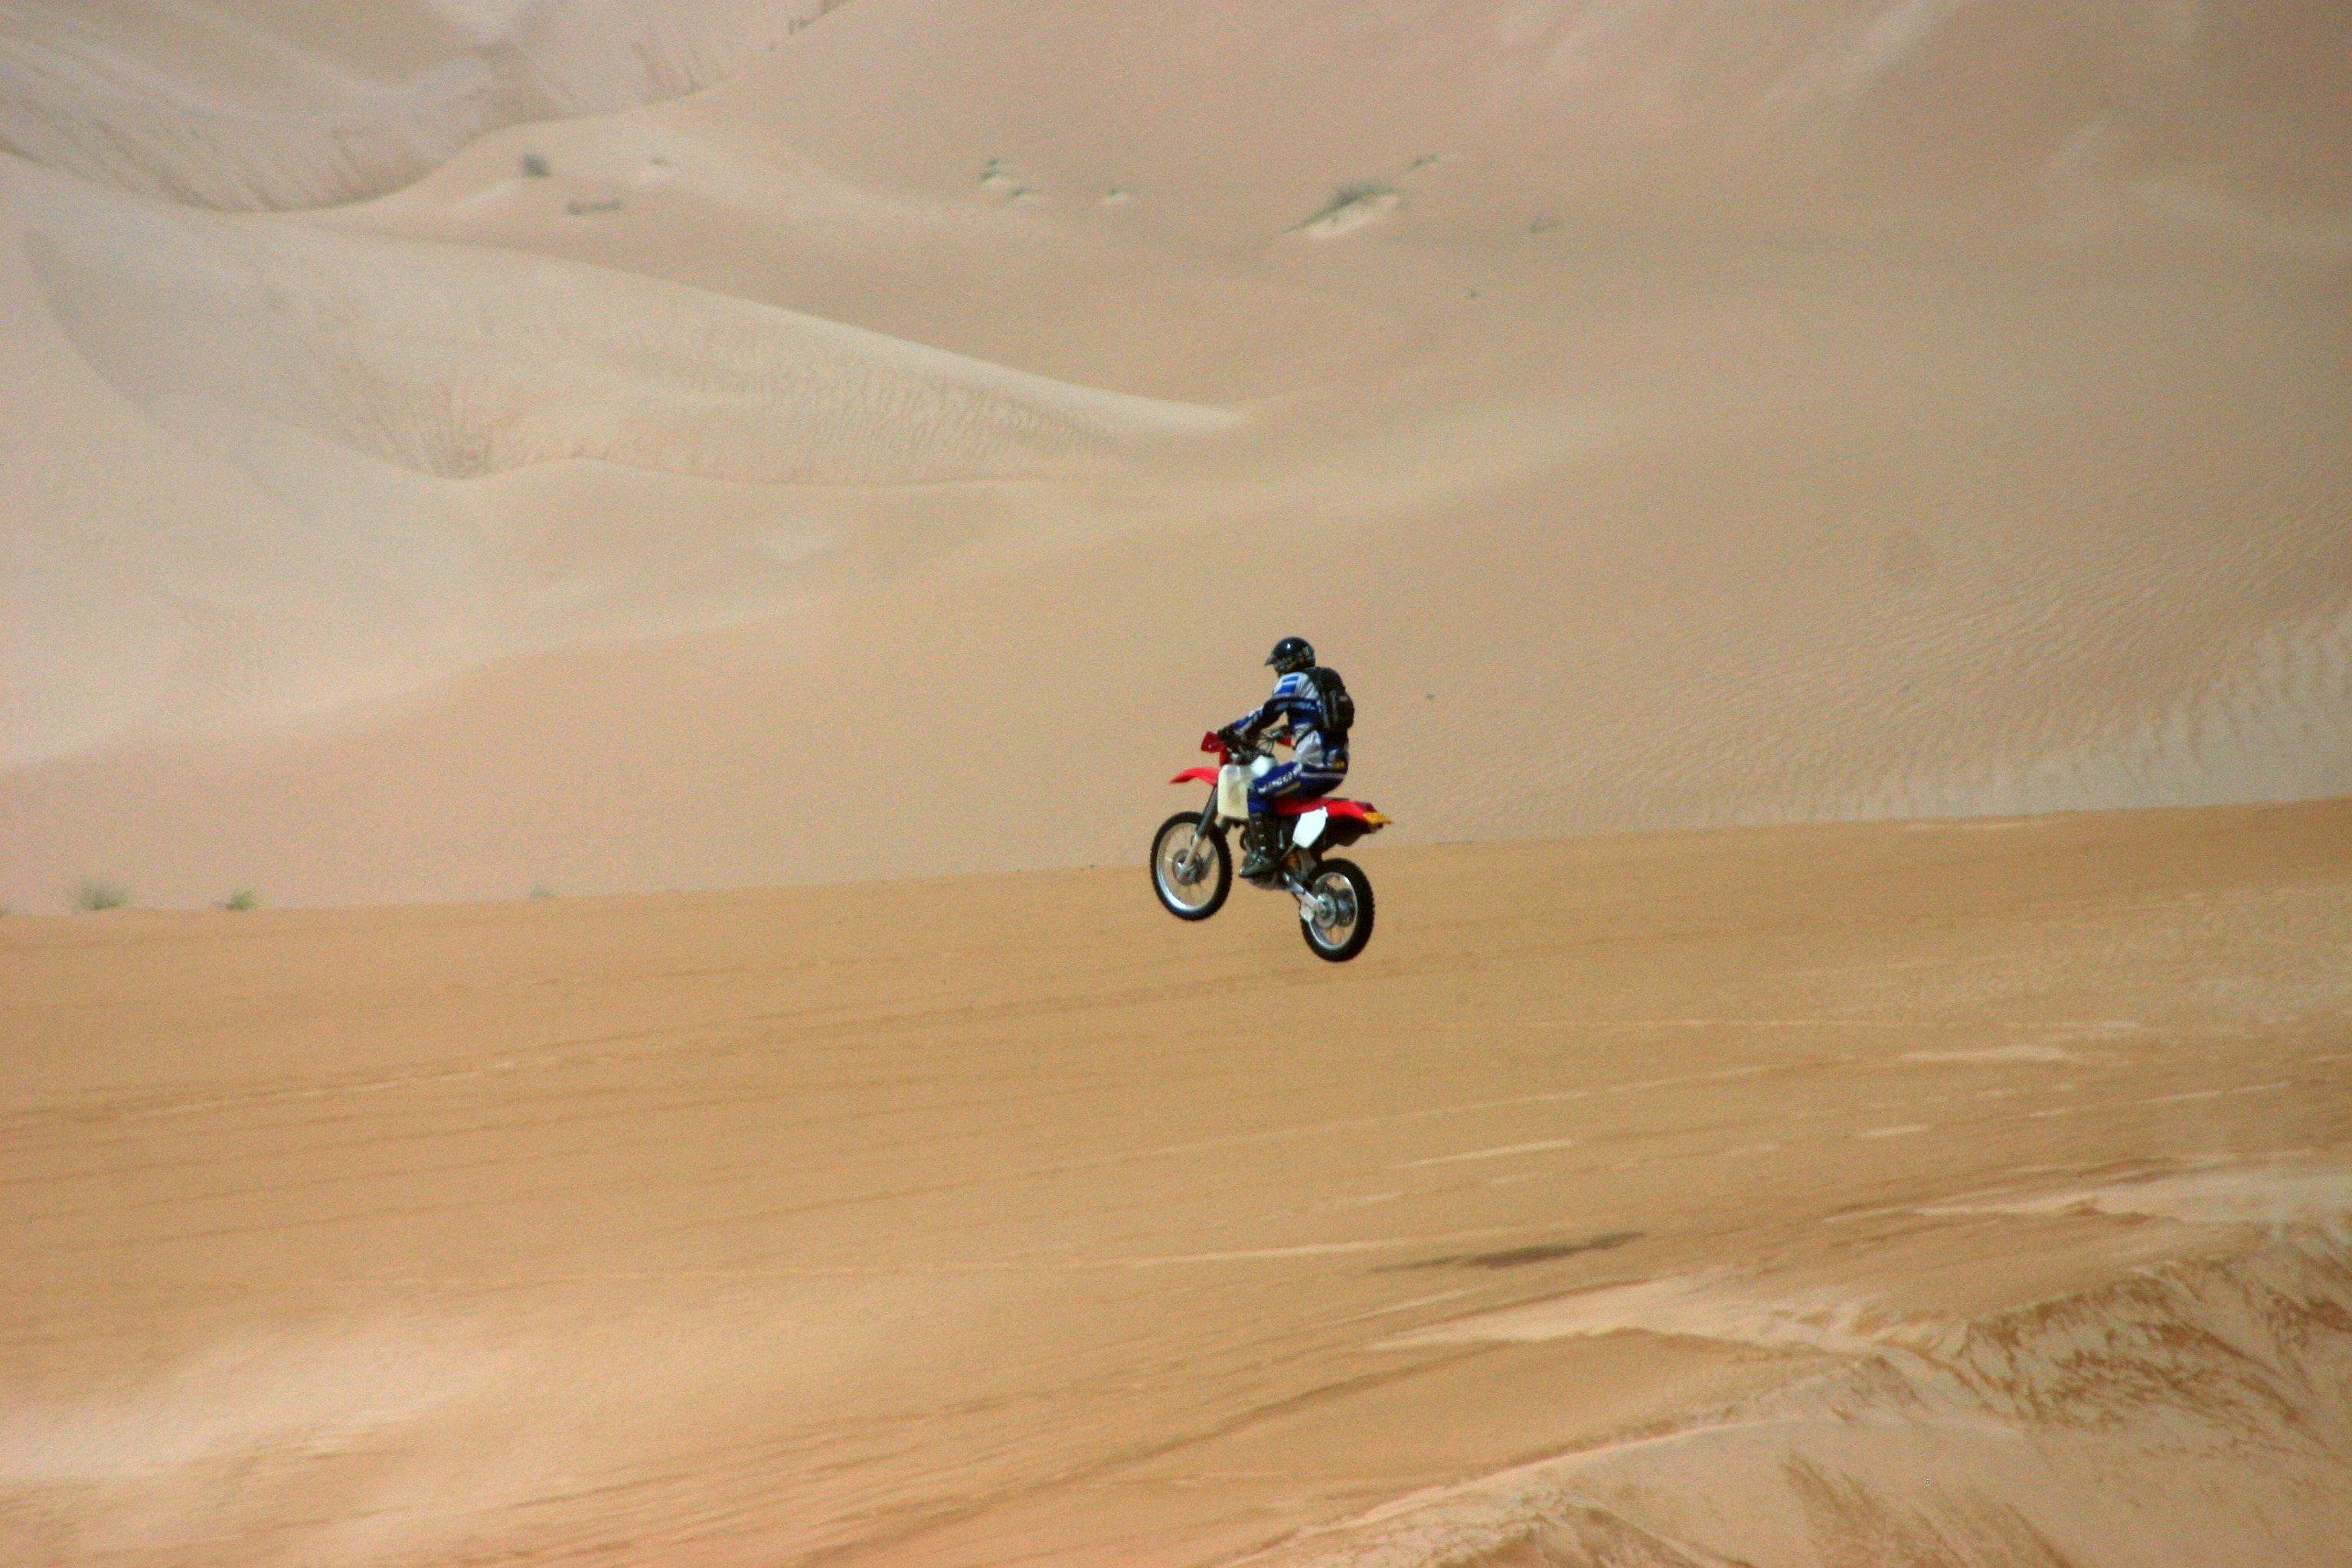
xmin=6 ymin=800 xmax=2347 ymax=1563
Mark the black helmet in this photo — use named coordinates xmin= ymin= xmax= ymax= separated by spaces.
xmin=1266 ymin=635 xmax=1316 ymax=675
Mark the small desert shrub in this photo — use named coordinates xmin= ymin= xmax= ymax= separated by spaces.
xmin=75 ymin=880 xmax=129 ymax=912
xmin=529 ymin=883 xmax=557 ymax=900
xmin=520 ymin=152 xmax=551 ymax=178
xmin=978 ymin=158 xmax=1032 ymax=200
xmin=222 ymin=889 xmax=260 ymax=912
xmin=1295 ymin=181 xmax=1397 ymax=231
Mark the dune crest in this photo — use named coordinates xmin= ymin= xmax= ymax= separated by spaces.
xmin=1260 ymin=1230 xmax=2352 ymax=1568
xmin=0 ymin=0 xmax=850 ymax=211
xmin=14 ymin=163 xmax=1232 ymax=487
xmin=0 ymin=154 xmax=1233 ymax=770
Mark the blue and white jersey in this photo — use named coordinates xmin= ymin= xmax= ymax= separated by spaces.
xmin=1232 ymin=671 xmax=1348 ymax=771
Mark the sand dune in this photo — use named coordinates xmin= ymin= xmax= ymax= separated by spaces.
xmin=5 ymin=1 xmax=2347 ymax=907
xmin=5 ymin=801 xmax=2347 ymax=1563
xmin=5 ymin=1 xmax=2349 ymax=904
xmin=0 ymin=0 xmax=846 ymax=210
xmin=0 ymin=148 xmax=1235 ymax=773
xmin=15 ymin=163 xmax=1233 ymax=486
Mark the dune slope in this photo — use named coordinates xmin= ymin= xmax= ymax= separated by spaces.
xmin=0 ymin=0 xmax=848 ymax=210
xmin=2 ymin=0 xmax=2348 ymax=911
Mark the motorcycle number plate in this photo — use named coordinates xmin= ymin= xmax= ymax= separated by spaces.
xmin=1217 ymin=765 xmax=1250 ymax=821
xmin=1293 ymin=808 xmax=1328 ymax=848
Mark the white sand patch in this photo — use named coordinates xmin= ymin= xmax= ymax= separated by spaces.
xmin=0 ymin=1318 xmax=505 ymax=1486
xmin=1375 ymin=1274 xmax=1900 ymax=1357
xmin=2050 ymin=1020 xmax=2146 ymax=1039
xmin=1904 ymin=1044 xmax=2079 ymax=1063
xmin=1400 ymin=1138 xmax=1579 ymax=1168
xmin=1926 ymin=1164 xmax=2352 ymax=1230
xmin=2136 ymin=1080 xmax=2290 ymax=1106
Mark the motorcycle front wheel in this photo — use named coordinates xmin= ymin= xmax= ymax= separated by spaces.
xmin=1151 ymin=812 xmax=1230 ymax=920
xmin=1298 ymin=857 xmax=1375 ymax=962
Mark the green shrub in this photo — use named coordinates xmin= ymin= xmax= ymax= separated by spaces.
xmin=75 ymin=880 xmax=129 ymax=912
xmin=223 ymin=889 xmax=260 ymax=911
xmin=1294 ymin=181 xmax=1397 ymax=231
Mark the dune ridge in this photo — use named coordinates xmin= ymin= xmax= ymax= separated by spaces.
xmin=1263 ymin=1225 xmax=2352 ymax=1566
xmin=2 ymin=0 xmax=2347 ymax=910
xmin=0 ymin=0 xmax=849 ymax=211
xmin=0 ymin=149 xmax=1235 ymax=773
xmin=14 ymin=161 xmax=1233 ymax=488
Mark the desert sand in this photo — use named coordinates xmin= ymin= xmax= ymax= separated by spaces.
xmin=4 ymin=4 xmax=2350 ymax=1564
xmin=5 ymin=799 xmax=2350 ymax=1564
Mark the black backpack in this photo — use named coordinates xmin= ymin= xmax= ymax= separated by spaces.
xmin=1307 ymin=666 xmax=1354 ymax=743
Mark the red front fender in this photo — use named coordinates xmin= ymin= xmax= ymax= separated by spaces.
xmin=1170 ymin=767 xmax=1218 ymax=786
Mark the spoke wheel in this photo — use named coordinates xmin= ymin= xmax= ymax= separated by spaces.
xmin=1151 ymin=812 xmax=1230 ymax=920
xmin=1299 ymin=857 xmax=1375 ymax=962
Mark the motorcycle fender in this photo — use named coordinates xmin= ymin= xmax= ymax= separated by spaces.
xmin=1292 ymin=808 xmax=1328 ymax=849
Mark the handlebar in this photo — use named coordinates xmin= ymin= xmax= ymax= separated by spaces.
xmin=1209 ymin=725 xmax=1285 ymax=766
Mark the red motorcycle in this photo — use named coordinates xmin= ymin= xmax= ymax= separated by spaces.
xmin=1150 ymin=728 xmax=1389 ymax=962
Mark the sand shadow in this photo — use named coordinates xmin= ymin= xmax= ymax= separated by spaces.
xmin=1377 ymin=1230 xmax=1644 ymax=1272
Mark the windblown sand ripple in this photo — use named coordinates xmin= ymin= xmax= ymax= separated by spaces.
xmin=3 ymin=802 xmax=2347 ymax=1563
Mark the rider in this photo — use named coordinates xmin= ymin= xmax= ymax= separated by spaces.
xmin=1224 ymin=635 xmax=1348 ymax=877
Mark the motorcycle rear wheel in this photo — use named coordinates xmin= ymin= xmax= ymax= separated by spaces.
xmin=1298 ymin=857 xmax=1375 ymax=962
xmin=1151 ymin=812 xmax=1230 ymax=920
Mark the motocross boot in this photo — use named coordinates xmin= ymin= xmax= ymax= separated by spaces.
xmin=1239 ymin=812 xmax=1284 ymax=879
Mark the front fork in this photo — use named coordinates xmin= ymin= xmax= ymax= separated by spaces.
xmin=1173 ymin=789 xmax=1219 ymax=879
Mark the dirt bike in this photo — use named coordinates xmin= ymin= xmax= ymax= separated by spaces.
xmin=1150 ymin=727 xmax=1390 ymax=962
